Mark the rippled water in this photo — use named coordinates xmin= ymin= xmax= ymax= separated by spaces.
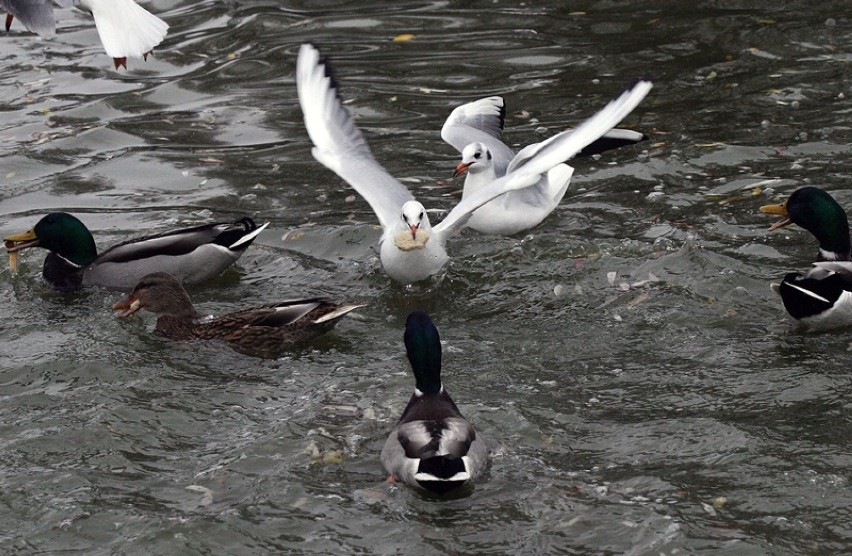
xmin=1 ymin=1 xmax=851 ymax=553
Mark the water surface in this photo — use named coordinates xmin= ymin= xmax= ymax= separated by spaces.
xmin=1 ymin=1 xmax=851 ymax=553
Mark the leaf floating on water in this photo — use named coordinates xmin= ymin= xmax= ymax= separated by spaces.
xmin=393 ymin=33 xmax=416 ymax=43
xmin=282 ymin=230 xmax=305 ymax=243
xmin=713 ymin=496 xmax=728 ymax=509
xmin=627 ymin=291 xmax=651 ymax=308
xmin=323 ymin=451 xmax=344 ymax=465
xmin=747 ymin=47 xmax=781 ymax=60
xmin=303 ymin=440 xmax=321 ymax=459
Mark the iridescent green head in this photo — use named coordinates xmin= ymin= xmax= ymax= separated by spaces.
xmin=404 ymin=311 xmax=443 ymax=395
xmin=5 ymin=212 xmax=98 ymax=266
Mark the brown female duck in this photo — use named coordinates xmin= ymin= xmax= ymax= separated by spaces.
xmin=113 ymin=272 xmax=363 ymax=356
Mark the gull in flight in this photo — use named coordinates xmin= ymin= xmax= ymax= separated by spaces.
xmin=296 ymin=43 xmax=652 ymax=284
xmin=1 ymin=0 xmax=168 ymax=69
xmin=442 ymin=95 xmax=648 ymax=235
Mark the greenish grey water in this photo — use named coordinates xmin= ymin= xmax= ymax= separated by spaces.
xmin=1 ymin=1 xmax=851 ymax=553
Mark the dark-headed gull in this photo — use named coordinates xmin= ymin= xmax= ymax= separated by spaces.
xmin=442 ymin=95 xmax=649 ymax=235
xmin=381 ymin=311 xmax=489 ymax=494
xmin=296 ymin=43 xmax=652 ymax=284
xmin=1 ymin=0 xmax=168 ymax=69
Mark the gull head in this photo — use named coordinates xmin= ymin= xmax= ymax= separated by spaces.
xmin=394 ymin=201 xmax=431 ymax=251
xmin=454 ymin=142 xmax=492 ymax=177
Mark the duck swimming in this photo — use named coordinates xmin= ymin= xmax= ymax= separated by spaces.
xmin=381 ymin=311 xmax=488 ymax=494
xmin=113 ymin=272 xmax=363 ymax=357
xmin=760 ymin=186 xmax=852 ymax=330
xmin=5 ymin=212 xmax=267 ymax=292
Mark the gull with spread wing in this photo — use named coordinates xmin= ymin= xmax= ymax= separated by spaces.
xmin=296 ymin=43 xmax=652 ymax=284
xmin=442 ymin=95 xmax=649 ymax=235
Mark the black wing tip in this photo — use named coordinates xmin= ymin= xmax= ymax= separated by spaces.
xmin=303 ymin=42 xmax=344 ymax=96
xmin=624 ymin=75 xmax=655 ymax=90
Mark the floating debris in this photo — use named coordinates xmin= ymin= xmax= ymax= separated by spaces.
xmin=186 ymin=485 xmax=214 ymax=506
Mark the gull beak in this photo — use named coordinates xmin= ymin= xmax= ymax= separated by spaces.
xmin=113 ymin=295 xmax=142 ymax=318
xmin=410 ymin=224 xmax=419 ymax=239
xmin=453 ymin=161 xmax=471 ymax=178
xmin=759 ymin=202 xmax=792 ymax=232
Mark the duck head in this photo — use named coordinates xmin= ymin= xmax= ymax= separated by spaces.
xmin=113 ymin=272 xmax=199 ymax=318
xmin=761 ymin=187 xmax=851 ymax=260
xmin=404 ymin=311 xmax=443 ymax=396
xmin=5 ymin=212 xmax=98 ymax=267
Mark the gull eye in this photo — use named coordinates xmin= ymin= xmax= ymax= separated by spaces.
xmin=419 ymin=211 xmax=424 ymax=220
xmin=474 ymin=151 xmax=482 ymax=160
xmin=486 ymin=151 xmax=492 ymax=160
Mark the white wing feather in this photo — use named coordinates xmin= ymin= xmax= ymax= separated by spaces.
xmin=296 ymin=44 xmax=415 ymax=232
xmin=434 ymin=79 xmax=653 ymax=239
xmin=79 ymin=0 xmax=168 ymax=59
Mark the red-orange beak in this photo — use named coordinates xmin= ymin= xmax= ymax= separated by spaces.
xmin=453 ymin=161 xmax=471 ymax=178
xmin=409 ymin=224 xmax=419 ymax=239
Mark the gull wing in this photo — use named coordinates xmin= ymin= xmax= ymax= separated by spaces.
xmin=506 ymin=79 xmax=653 ymax=174
xmin=434 ymin=79 xmax=653 ymax=238
xmin=3 ymin=0 xmax=56 ymax=37
xmin=441 ymin=96 xmax=515 ymax=174
xmin=297 ymin=44 xmax=415 ymax=232
xmin=81 ymin=0 xmax=168 ymax=59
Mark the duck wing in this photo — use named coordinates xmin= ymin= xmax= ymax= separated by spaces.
xmin=777 ymin=263 xmax=852 ymax=322
xmin=86 ymin=218 xmax=266 ymax=289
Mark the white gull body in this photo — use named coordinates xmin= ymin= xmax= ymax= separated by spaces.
xmin=296 ymin=43 xmax=652 ymax=284
xmin=442 ymin=96 xmax=649 ymax=235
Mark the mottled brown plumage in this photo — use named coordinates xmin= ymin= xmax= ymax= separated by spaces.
xmin=113 ymin=272 xmax=363 ymax=357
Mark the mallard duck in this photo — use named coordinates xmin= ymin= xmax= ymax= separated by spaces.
xmin=381 ymin=311 xmax=488 ymax=494
xmin=4 ymin=212 xmax=268 ymax=292
xmin=760 ymin=186 xmax=852 ymax=330
xmin=2 ymin=0 xmax=168 ymax=69
xmin=112 ymin=272 xmax=364 ymax=356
